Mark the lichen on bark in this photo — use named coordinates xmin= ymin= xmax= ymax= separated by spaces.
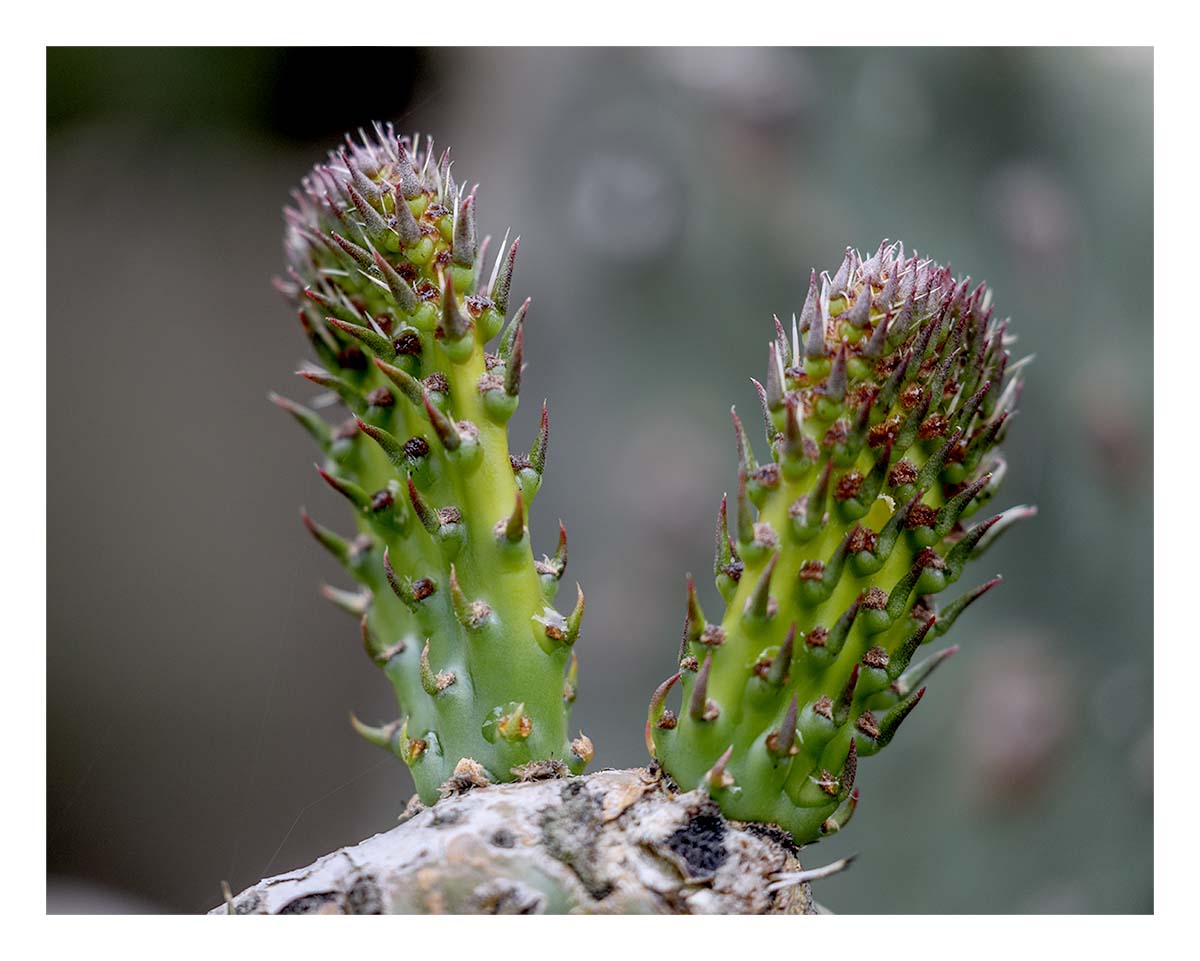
xmin=214 ymin=768 xmax=824 ymax=915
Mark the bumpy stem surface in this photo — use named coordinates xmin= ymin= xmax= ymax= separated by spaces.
xmin=650 ymin=242 xmax=1033 ymax=842
xmin=274 ymin=127 xmax=589 ymax=801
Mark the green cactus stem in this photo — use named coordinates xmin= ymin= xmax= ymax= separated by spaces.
xmin=648 ymin=241 xmax=1035 ymax=844
xmin=272 ymin=126 xmax=589 ymax=803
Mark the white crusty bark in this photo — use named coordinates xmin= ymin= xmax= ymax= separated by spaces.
xmin=213 ymin=767 xmax=832 ymax=914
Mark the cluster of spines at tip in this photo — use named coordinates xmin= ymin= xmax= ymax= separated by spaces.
xmin=270 ymin=124 xmax=592 ymax=798
xmin=648 ymin=240 xmax=1035 ymax=843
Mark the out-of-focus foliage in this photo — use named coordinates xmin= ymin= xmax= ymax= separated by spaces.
xmin=47 ymin=47 xmax=1151 ymax=914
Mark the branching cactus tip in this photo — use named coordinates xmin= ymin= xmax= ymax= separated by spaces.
xmin=273 ymin=124 xmax=589 ymax=802
xmin=648 ymin=240 xmax=1034 ymax=843
xmin=271 ymin=124 xmax=1034 ymax=859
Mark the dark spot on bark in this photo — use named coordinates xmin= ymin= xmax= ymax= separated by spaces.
xmin=469 ymin=879 xmax=546 ymax=914
xmin=745 ymin=821 xmax=800 ymax=855
xmin=278 ymin=892 xmax=340 ymax=914
xmin=664 ymin=811 xmax=728 ymax=879
xmin=432 ymin=806 xmax=463 ymax=827
xmin=346 ymin=876 xmax=383 ymax=914
xmin=491 ymin=829 xmax=516 ymax=849
xmin=232 ymin=891 xmax=262 ymax=914
xmin=540 ymin=780 xmax=613 ymax=900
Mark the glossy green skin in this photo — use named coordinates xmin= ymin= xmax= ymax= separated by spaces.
xmin=651 ymin=256 xmax=1021 ymax=843
xmin=279 ymin=131 xmax=583 ymax=802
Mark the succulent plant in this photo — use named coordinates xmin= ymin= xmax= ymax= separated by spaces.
xmin=238 ymin=124 xmax=1036 ymax=914
xmin=271 ymin=124 xmax=590 ymax=804
xmin=647 ymin=242 xmax=1035 ymax=842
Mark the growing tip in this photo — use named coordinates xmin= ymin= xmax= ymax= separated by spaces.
xmin=804 ymin=276 xmax=829 ymax=359
xmin=452 ymin=190 xmax=478 ymax=268
xmin=498 ymin=491 xmax=525 ymax=544
xmin=505 ymin=321 xmax=524 ymax=397
xmin=529 ymin=401 xmax=550 ymax=474
xmin=798 ymin=269 xmax=819 ymax=334
xmin=646 ymin=671 xmax=683 ymax=756
xmin=406 ymin=477 xmax=439 ymax=534
xmin=745 ymin=552 xmax=780 ymax=620
xmin=490 ymin=236 xmax=520 ymax=316
xmin=422 ymin=391 xmax=462 ymax=450
xmin=846 ymin=284 xmax=871 ymax=329
xmin=440 ymin=271 xmax=473 ymax=342
xmin=765 ymin=623 xmax=796 ymax=687
xmin=565 ymin=583 xmax=585 ymax=645
xmin=767 ymin=696 xmax=800 ymax=758
xmin=689 ymin=654 xmax=715 ymax=722
xmin=300 ymin=508 xmax=350 ymax=563
xmin=705 ymin=745 xmax=737 ymax=790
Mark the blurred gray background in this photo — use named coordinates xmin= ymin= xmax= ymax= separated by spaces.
xmin=47 ymin=47 xmax=1152 ymax=914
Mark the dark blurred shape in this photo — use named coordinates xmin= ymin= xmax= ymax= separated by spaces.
xmin=48 ymin=876 xmax=167 ymax=915
xmin=266 ymin=48 xmax=423 ymax=142
xmin=47 ymin=47 xmax=424 ymax=143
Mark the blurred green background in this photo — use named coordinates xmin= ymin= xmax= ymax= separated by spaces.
xmin=46 ymin=47 xmax=1152 ymax=914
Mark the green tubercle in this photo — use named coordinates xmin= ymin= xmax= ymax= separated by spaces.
xmin=273 ymin=126 xmax=588 ymax=802
xmin=648 ymin=241 xmax=1035 ymax=843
